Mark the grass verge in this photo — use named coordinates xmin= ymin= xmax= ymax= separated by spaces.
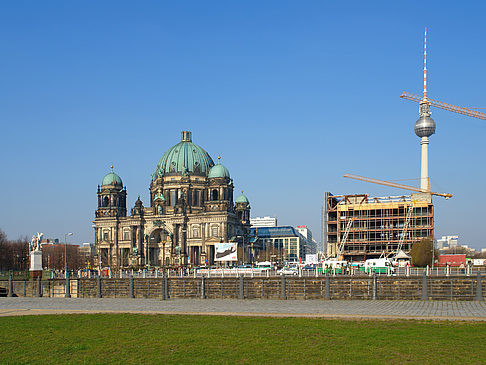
xmin=1 ymin=314 xmax=485 ymax=364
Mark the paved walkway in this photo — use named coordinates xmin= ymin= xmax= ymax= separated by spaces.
xmin=1 ymin=298 xmax=486 ymax=321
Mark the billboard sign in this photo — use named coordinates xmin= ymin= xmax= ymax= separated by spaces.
xmin=305 ymin=254 xmax=318 ymax=265
xmin=215 ymin=242 xmax=237 ymax=261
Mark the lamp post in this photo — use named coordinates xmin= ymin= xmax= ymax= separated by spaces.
xmin=64 ymin=232 xmax=73 ymax=278
xmin=181 ymin=227 xmax=187 ymax=267
xmin=64 ymin=232 xmax=73 ymax=298
xmin=145 ymin=234 xmax=150 ymax=269
xmin=98 ymin=246 xmax=102 ymax=274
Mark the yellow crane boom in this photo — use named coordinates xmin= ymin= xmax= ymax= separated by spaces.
xmin=400 ymin=92 xmax=486 ymax=120
xmin=343 ymin=173 xmax=452 ymax=199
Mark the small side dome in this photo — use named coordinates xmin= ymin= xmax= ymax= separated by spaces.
xmin=102 ymin=171 xmax=123 ymax=187
xmin=235 ymin=191 xmax=249 ymax=204
xmin=208 ymin=164 xmax=230 ymax=179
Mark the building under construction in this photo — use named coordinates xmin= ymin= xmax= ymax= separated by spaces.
xmin=324 ymin=192 xmax=433 ymax=261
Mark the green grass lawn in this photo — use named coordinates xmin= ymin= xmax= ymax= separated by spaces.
xmin=1 ymin=314 xmax=485 ymax=364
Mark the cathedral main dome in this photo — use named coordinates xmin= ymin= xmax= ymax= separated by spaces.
xmin=154 ymin=131 xmax=215 ymax=177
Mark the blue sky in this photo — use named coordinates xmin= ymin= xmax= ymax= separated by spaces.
xmin=1 ymin=1 xmax=485 ymax=249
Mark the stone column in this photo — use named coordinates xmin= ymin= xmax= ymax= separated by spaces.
xmin=222 ymin=223 xmax=227 ymax=242
xmin=115 ymin=222 xmax=119 ymax=268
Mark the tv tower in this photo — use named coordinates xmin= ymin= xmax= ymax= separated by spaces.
xmin=414 ymin=28 xmax=436 ymax=191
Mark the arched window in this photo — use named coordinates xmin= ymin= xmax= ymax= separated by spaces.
xmin=103 ymin=196 xmax=109 ymax=207
xmin=237 ymin=211 xmax=243 ymax=220
xmin=212 ymin=189 xmax=218 ymax=201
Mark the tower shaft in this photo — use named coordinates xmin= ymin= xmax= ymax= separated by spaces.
xmin=420 ymin=137 xmax=430 ymax=191
xmin=414 ymin=28 xmax=434 ymax=193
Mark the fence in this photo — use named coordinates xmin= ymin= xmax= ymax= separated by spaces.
xmin=19 ymin=265 xmax=486 ymax=280
xmin=1 ymin=272 xmax=484 ymax=301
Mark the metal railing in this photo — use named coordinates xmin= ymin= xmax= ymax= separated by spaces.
xmin=4 ymin=266 xmax=486 ymax=280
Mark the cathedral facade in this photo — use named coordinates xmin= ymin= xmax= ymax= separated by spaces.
xmin=93 ymin=131 xmax=251 ymax=269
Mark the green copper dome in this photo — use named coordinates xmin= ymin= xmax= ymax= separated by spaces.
xmin=102 ymin=171 xmax=123 ymax=187
xmin=155 ymin=131 xmax=214 ymax=177
xmin=208 ymin=162 xmax=230 ymax=179
xmin=235 ymin=191 xmax=249 ymax=204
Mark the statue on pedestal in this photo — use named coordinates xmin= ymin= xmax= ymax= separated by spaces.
xmin=29 ymin=232 xmax=44 ymax=279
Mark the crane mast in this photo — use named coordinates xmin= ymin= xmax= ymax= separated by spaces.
xmin=397 ymin=205 xmax=413 ymax=254
xmin=336 ymin=218 xmax=355 ymax=259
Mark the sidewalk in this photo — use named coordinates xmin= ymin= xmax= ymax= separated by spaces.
xmin=1 ymin=298 xmax=486 ymax=321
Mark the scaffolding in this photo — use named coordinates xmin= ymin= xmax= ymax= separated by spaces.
xmin=325 ymin=192 xmax=433 ymax=261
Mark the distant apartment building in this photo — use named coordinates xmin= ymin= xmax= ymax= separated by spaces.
xmin=79 ymin=242 xmax=96 ymax=266
xmin=295 ymin=225 xmax=317 ymax=254
xmin=436 ymin=235 xmax=458 ymax=250
xmin=250 ymin=216 xmax=277 ymax=228
xmin=41 ymin=238 xmax=60 ymax=245
xmin=251 ymin=226 xmax=306 ymax=262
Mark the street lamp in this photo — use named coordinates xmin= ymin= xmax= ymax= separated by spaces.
xmin=65 ymin=232 xmax=73 ymax=277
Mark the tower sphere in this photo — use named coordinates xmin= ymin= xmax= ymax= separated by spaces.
xmin=414 ymin=115 xmax=435 ymax=138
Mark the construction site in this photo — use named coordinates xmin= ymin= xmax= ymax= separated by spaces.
xmin=325 ymin=192 xmax=433 ymax=261
xmin=324 ymin=28 xmax=486 ymax=262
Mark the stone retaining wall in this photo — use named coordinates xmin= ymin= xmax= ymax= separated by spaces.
xmin=1 ymin=275 xmax=484 ymax=301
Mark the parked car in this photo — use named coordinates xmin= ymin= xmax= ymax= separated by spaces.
xmin=277 ymin=266 xmax=298 ymax=276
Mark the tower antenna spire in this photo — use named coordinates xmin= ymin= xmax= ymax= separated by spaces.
xmin=423 ymin=27 xmax=427 ymax=101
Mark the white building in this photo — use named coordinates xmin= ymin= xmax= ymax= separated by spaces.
xmin=295 ymin=225 xmax=316 ymax=254
xmin=251 ymin=216 xmax=277 ymax=228
xmin=436 ymin=235 xmax=459 ymax=250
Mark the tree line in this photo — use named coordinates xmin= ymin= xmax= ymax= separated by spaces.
xmin=0 ymin=230 xmax=89 ymax=272
xmin=0 ymin=230 xmax=29 ymax=271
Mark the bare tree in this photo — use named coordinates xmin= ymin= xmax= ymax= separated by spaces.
xmin=41 ymin=244 xmax=83 ymax=271
xmin=0 ymin=230 xmax=29 ymax=271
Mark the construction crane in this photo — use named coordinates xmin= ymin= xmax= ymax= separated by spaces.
xmin=396 ymin=204 xmax=413 ymax=254
xmin=343 ymin=173 xmax=452 ymax=199
xmin=400 ymin=92 xmax=486 ymax=120
xmin=401 ymin=28 xmax=486 ymax=121
xmin=335 ymin=217 xmax=355 ymax=260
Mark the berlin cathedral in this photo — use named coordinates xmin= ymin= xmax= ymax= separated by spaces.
xmin=93 ymin=131 xmax=251 ymax=269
